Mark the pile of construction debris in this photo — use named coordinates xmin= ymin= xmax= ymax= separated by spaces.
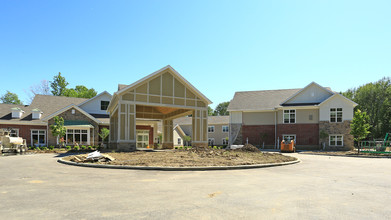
xmin=69 ymin=151 xmax=115 ymax=163
xmin=232 ymin=144 xmax=260 ymax=152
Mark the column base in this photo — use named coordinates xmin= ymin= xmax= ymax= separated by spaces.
xmin=114 ymin=142 xmax=136 ymax=152
xmin=162 ymin=142 xmax=174 ymax=149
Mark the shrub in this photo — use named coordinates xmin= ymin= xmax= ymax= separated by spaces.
xmin=174 ymin=146 xmax=178 ymax=149
xmin=66 ymin=146 xmax=72 ymax=151
xmin=87 ymin=146 xmax=93 ymax=150
xmin=29 ymin=146 xmax=34 ymax=150
xmin=213 ymin=146 xmax=218 ymax=149
xmin=73 ymin=146 xmax=80 ymax=151
xmin=41 ymin=147 xmax=48 ymax=151
xmin=49 ymin=145 xmax=55 ymax=150
xmin=81 ymin=145 xmax=87 ymax=150
xmin=36 ymin=147 xmax=41 ymax=151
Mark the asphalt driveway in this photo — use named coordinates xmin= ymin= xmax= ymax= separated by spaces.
xmin=0 ymin=153 xmax=390 ymax=219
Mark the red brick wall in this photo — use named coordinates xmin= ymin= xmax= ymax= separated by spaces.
xmin=277 ymin=124 xmax=319 ymax=145
xmin=242 ymin=125 xmax=275 ymax=146
xmin=0 ymin=124 xmax=47 ymax=147
xmin=242 ymin=124 xmax=319 ymax=146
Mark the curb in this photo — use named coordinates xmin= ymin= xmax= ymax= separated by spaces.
xmin=299 ymin=152 xmax=391 ymax=159
xmin=57 ymin=158 xmax=301 ymax=171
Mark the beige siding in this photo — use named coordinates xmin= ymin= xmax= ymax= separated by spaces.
xmin=173 ymin=129 xmax=183 ymax=146
xmin=242 ymin=112 xmax=275 ymax=125
xmin=208 ymin=124 xmax=229 ymax=145
xmin=230 ymin=111 xmax=242 ymax=123
xmin=319 ymin=95 xmax=355 ymax=121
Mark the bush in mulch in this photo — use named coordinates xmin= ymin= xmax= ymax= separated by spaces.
xmin=232 ymin=144 xmax=260 ymax=152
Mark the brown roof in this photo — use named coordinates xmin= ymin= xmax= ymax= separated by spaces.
xmin=0 ymin=95 xmax=88 ymax=122
xmin=227 ymin=89 xmax=301 ymax=111
xmin=174 ymin=116 xmax=229 ymax=125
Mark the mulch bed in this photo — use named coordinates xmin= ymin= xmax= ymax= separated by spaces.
xmin=63 ymin=144 xmax=296 ymax=167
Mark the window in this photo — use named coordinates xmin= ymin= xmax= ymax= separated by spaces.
xmin=208 ymin=126 xmax=215 ymax=133
xmin=66 ymin=129 xmax=89 ymax=145
xmin=330 ymin=108 xmax=343 ymax=122
xmin=101 ymin=101 xmax=110 ymax=110
xmin=178 ymin=138 xmax=181 ymax=145
xmin=283 ymin=110 xmax=296 ymax=123
xmin=329 ymin=135 xmax=343 ymax=146
xmin=31 ymin=130 xmax=46 ymax=147
xmin=222 ymin=126 xmax=229 ymax=133
xmin=9 ymin=128 xmax=19 ymax=137
xmin=283 ymin=134 xmax=296 ymax=143
xmin=222 ymin=138 xmax=228 ymax=145
xmin=208 ymin=138 xmax=214 ymax=146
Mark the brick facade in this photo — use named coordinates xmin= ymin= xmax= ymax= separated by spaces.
xmin=47 ymin=107 xmax=100 ymax=146
xmin=242 ymin=125 xmax=275 ymax=146
xmin=0 ymin=124 xmax=47 ymax=147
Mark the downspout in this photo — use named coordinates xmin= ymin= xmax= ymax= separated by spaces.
xmin=274 ymin=110 xmax=277 ymax=149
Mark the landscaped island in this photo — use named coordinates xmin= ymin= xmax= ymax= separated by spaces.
xmin=62 ymin=144 xmax=297 ymax=167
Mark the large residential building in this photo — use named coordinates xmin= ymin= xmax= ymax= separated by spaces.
xmin=173 ymin=116 xmax=229 ymax=147
xmin=0 ymin=92 xmax=112 ymax=147
xmin=227 ymin=82 xmax=357 ymax=150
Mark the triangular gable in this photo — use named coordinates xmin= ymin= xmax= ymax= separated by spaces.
xmin=281 ymin=82 xmax=334 ymax=105
xmin=41 ymin=104 xmax=102 ymax=124
xmin=116 ymin=65 xmax=212 ymax=104
xmin=78 ymin=91 xmax=112 ymax=108
xmin=318 ymin=93 xmax=358 ymax=107
xmin=173 ymin=124 xmax=186 ymax=138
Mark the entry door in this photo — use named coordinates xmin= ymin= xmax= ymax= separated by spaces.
xmin=137 ymin=130 xmax=149 ymax=148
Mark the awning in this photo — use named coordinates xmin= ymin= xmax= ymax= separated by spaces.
xmin=64 ymin=120 xmax=94 ymax=128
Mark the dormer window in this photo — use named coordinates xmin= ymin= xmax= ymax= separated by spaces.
xmin=32 ymin=108 xmax=43 ymax=119
xmin=101 ymin=101 xmax=110 ymax=110
xmin=11 ymin=107 xmax=24 ymax=119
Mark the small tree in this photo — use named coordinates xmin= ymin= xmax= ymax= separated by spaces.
xmin=50 ymin=116 xmax=66 ymax=147
xmin=319 ymin=130 xmax=329 ymax=150
xmin=98 ymin=128 xmax=110 ymax=148
xmin=0 ymin=91 xmax=23 ymax=104
xmin=351 ymin=110 xmax=371 ymax=154
xmin=183 ymin=135 xmax=191 ymax=146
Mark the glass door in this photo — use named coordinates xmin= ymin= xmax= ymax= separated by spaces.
xmin=136 ymin=130 xmax=149 ymax=148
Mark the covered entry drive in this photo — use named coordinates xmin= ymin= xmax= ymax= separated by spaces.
xmin=107 ymin=66 xmax=212 ymax=151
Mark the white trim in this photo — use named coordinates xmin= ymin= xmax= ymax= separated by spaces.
xmin=77 ymin=91 xmax=112 ymax=107
xmin=0 ymin=120 xmax=47 ymax=126
xmin=208 ymin=138 xmax=215 ymax=145
xmin=41 ymin=104 xmax=102 ymax=124
xmin=208 ymin=125 xmax=215 ymax=133
xmin=318 ymin=93 xmax=358 ymax=107
xmin=283 ymin=109 xmax=296 ymax=124
xmin=115 ymin=65 xmax=212 ymax=104
xmin=222 ymin=125 xmax=229 ymax=133
xmin=329 ymin=134 xmax=344 ymax=146
xmin=329 ymin=107 xmax=343 ymax=123
xmin=280 ymin=82 xmax=334 ymax=105
xmin=31 ymin=129 xmax=46 ymax=147
xmin=222 ymin=138 xmax=228 ymax=145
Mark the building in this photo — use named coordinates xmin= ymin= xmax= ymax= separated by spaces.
xmin=227 ymin=82 xmax=358 ymax=150
xmin=173 ymin=116 xmax=229 ymax=147
xmin=107 ymin=65 xmax=212 ymax=151
xmin=0 ymin=92 xmax=112 ymax=147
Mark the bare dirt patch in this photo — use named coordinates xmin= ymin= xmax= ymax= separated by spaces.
xmin=63 ymin=147 xmax=296 ymax=167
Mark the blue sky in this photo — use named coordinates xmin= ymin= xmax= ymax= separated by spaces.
xmin=0 ymin=0 xmax=390 ymax=108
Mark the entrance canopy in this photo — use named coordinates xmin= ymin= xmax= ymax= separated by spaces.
xmin=107 ymin=65 xmax=212 ymax=151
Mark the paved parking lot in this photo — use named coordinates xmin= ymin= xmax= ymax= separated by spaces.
xmin=1 ymin=153 xmax=391 ymax=219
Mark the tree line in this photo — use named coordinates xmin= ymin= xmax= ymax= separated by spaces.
xmin=0 ymin=72 xmax=97 ymax=105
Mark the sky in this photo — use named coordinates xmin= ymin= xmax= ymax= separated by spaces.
xmin=0 ymin=0 xmax=390 ymax=108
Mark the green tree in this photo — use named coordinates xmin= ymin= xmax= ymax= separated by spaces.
xmin=50 ymin=72 xmax=69 ymax=96
xmin=350 ymin=110 xmax=371 ymax=154
xmin=343 ymin=77 xmax=391 ymax=139
xmin=98 ymin=128 xmax=110 ymax=148
xmin=213 ymin=101 xmax=230 ymax=116
xmin=63 ymin=85 xmax=97 ymax=99
xmin=183 ymin=135 xmax=191 ymax=146
xmin=50 ymin=116 xmax=66 ymax=147
xmin=208 ymin=106 xmax=213 ymax=116
xmin=0 ymin=91 xmax=23 ymax=104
